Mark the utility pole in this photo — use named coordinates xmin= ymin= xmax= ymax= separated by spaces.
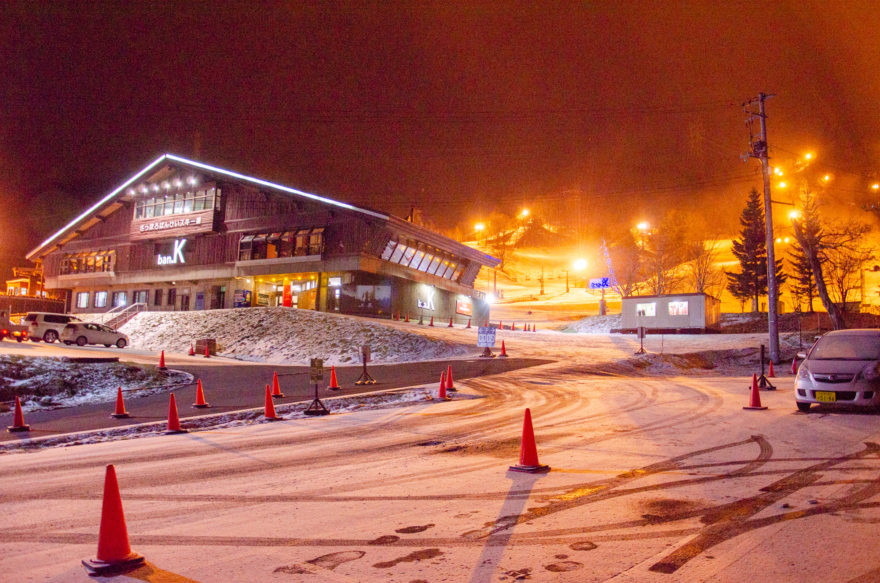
xmin=743 ymin=92 xmax=780 ymax=364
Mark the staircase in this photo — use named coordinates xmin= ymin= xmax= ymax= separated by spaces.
xmin=99 ymin=303 xmax=147 ymax=329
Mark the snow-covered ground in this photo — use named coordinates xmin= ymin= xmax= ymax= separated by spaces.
xmin=0 ymin=355 xmax=190 ymax=412
xmin=563 ymin=314 xmax=621 ymax=333
xmin=121 ymin=307 xmax=470 ymax=365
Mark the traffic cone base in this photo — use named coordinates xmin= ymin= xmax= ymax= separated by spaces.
xmin=81 ymin=465 xmax=145 ymax=575
xmin=7 ymin=396 xmax=29 ymax=432
xmin=499 ymin=340 xmax=509 ymax=358
xmin=744 ymin=374 xmax=768 ymax=410
xmin=192 ymin=380 xmax=209 ymax=409
xmin=509 ymin=408 xmax=549 ymax=473
xmin=111 ymin=387 xmax=130 ymax=419
xmin=82 ymin=553 xmax=145 ymax=576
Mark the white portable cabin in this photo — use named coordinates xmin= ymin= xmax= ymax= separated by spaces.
xmin=620 ymin=293 xmax=720 ymax=332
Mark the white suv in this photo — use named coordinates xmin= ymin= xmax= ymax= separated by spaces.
xmin=61 ymin=322 xmax=128 ymax=348
xmin=26 ymin=312 xmax=82 ymax=343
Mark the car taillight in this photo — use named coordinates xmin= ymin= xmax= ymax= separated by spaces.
xmin=1 ymin=329 xmax=7 ymax=335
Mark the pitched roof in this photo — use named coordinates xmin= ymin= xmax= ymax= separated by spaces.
xmin=27 ymin=153 xmax=388 ymax=260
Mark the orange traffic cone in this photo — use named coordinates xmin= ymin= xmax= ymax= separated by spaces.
xmin=448 ymin=317 xmax=454 ymax=328
xmin=271 ymin=371 xmax=285 ymax=398
xmin=429 ymin=316 xmax=434 ymax=327
xmin=533 ymin=324 xmax=537 ymax=333
xmin=438 ymin=372 xmax=450 ymax=400
xmin=158 ymin=350 xmax=166 ymax=370
xmin=188 ymin=342 xmax=195 ymax=356
xmin=446 ymin=365 xmax=456 ymax=392
xmin=192 ymin=380 xmax=209 ymax=408
xmin=405 ymin=313 xmax=410 ymax=322
xmin=484 ymin=319 xmax=489 ymax=328
xmin=7 ymin=396 xmax=29 ymax=432
xmin=264 ymin=385 xmax=280 ymax=421
xmin=509 ymin=408 xmax=549 ymax=473
xmin=768 ymin=361 xmax=776 ymax=378
xmin=204 ymin=344 xmax=210 ymax=358
xmin=466 ymin=318 xmax=471 ymax=329
xmin=111 ymin=387 xmax=130 ymax=419
xmin=791 ymin=357 xmax=798 ymax=374
xmin=165 ymin=393 xmax=188 ymax=434
xmin=744 ymin=374 xmax=768 ymax=410
xmin=499 ymin=340 xmax=509 ymax=358
xmin=328 ymin=366 xmax=341 ymax=390
xmin=512 ymin=322 xmax=516 ymax=331
xmin=81 ymin=465 xmax=145 ymax=575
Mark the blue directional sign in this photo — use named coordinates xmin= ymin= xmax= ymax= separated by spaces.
xmin=589 ymin=277 xmax=611 ymax=290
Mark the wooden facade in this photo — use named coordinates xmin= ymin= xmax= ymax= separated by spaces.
xmin=30 ymin=154 xmax=499 ymax=322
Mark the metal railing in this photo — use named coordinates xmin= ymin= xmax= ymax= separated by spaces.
xmin=99 ymin=303 xmax=148 ymax=329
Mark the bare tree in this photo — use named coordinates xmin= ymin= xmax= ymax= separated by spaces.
xmin=641 ymin=213 xmax=686 ymax=295
xmin=685 ymin=237 xmax=726 ymax=297
xmin=790 ymin=188 xmax=872 ymax=329
xmin=601 ymin=233 xmax=641 ymax=297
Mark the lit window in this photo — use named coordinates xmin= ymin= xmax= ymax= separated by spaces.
xmin=94 ymin=291 xmax=108 ymax=308
xmin=76 ymin=292 xmax=89 ymax=308
xmin=636 ymin=302 xmax=656 ymax=317
xmin=669 ymin=301 xmax=689 ymax=316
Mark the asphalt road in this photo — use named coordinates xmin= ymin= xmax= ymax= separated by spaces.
xmin=1 ymin=356 xmax=552 ymax=442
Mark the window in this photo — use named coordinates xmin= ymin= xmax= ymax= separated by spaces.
xmin=238 ymin=235 xmax=254 ymax=261
xmin=94 ymin=291 xmax=108 ymax=308
xmin=60 ymin=251 xmax=115 ymax=275
xmin=380 ymin=238 xmax=397 ymax=260
xmin=308 ymin=227 xmax=324 ymax=255
xmin=669 ymin=301 xmax=689 ymax=316
xmin=154 ymin=289 xmax=163 ymax=306
xmin=238 ymin=229 xmax=323 ymax=261
xmin=134 ymin=290 xmax=148 ymax=305
xmin=167 ymin=288 xmax=177 ymax=306
xmin=112 ymin=291 xmax=127 ymax=308
xmin=76 ymin=292 xmax=89 ymax=308
xmin=134 ymin=184 xmax=219 ymax=219
xmin=636 ymin=302 xmax=656 ymax=317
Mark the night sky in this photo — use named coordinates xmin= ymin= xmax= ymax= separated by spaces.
xmin=2 ymin=2 xmax=879 ymax=276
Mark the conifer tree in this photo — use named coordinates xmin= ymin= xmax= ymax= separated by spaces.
xmin=725 ymin=188 xmax=787 ymax=311
xmin=787 ymin=244 xmax=816 ymax=312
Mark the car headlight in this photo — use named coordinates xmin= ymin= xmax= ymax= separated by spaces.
xmin=860 ymin=363 xmax=880 ymax=381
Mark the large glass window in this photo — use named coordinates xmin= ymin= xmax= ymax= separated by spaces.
xmin=112 ymin=291 xmax=127 ymax=308
xmin=636 ymin=302 xmax=656 ymax=317
xmin=380 ymin=238 xmax=397 ymax=260
xmin=94 ymin=291 xmax=107 ymax=308
xmin=60 ymin=251 xmax=115 ymax=275
xmin=76 ymin=292 xmax=89 ymax=308
xmin=669 ymin=301 xmax=689 ymax=316
xmin=135 ymin=185 xmax=219 ymax=219
xmin=238 ymin=229 xmax=323 ymax=261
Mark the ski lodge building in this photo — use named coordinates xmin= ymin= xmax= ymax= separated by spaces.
xmin=27 ymin=154 xmax=499 ymax=323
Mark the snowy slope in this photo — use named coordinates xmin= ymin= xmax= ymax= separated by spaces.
xmin=120 ymin=307 xmax=469 ymax=365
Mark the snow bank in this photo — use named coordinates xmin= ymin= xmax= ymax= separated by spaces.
xmin=564 ymin=314 xmax=621 ymax=333
xmin=121 ymin=307 xmax=469 ymax=365
xmin=0 ymin=355 xmax=190 ymax=411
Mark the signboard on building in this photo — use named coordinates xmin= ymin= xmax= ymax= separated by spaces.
xmin=589 ymin=277 xmax=611 ymax=290
xmin=233 ymin=289 xmax=252 ymax=308
xmin=130 ymin=208 xmax=215 ymax=241
xmin=417 ymin=287 xmax=435 ymax=310
xmin=477 ymin=327 xmax=496 ymax=348
xmin=256 ymin=292 xmax=270 ymax=306
xmin=456 ymin=300 xmax=472 ymax=316
xmin=157 ymin=239 xmax=187 ymax=266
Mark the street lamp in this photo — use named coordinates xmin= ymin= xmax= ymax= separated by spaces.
xmin=636 ymin=222 xmax=650 ymax=251
xmin=564 ymin=258 xmax=588 ymax=293
xmin=520 ymin=209 xmax=530 ymax=219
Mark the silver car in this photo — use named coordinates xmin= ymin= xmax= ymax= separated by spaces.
xmin=795 ymin=329 xmax=880 ymax=412
xmin=61 ymin=322 xmax=129 ymax=348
